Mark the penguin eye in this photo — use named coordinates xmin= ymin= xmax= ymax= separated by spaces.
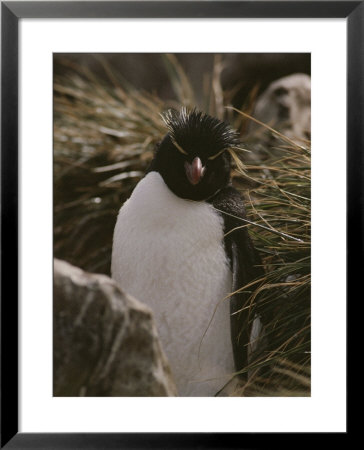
xmin=207 ymin=148 xmax=227 ymax=161
xmin=171 ymin=138 xmax=188 ymax=156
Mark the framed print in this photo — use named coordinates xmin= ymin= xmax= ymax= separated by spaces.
xmin=1 ymin=1 xmax=360 ymax=447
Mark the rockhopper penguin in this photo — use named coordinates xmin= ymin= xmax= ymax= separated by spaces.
xmin=111 ymin=108 xmax=264 ymax=396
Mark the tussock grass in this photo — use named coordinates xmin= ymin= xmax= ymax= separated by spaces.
xmin=54 ymin=55 xmax=310 ymax=396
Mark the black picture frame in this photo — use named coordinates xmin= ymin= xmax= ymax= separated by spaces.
xmin=1 ymin=1 xmax=359 ymax=448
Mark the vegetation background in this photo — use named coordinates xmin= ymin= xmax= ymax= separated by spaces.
xmin=54 ymin=53 xmax=311 ymax=396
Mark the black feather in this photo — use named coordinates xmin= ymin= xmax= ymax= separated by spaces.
xmin=209 ymin=186 xmax=265 ymax=379
xmin=162 ymin=107 xmax=240 ymax=159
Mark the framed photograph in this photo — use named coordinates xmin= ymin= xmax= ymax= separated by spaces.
xmin=2 ymin=1 xmax=358 ymax=447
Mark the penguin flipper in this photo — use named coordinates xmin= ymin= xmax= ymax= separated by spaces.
xmin=210 ymin=186 xmax=264 ymax=378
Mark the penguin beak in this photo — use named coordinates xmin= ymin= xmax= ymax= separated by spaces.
xmin=184 ymin=157 xmax=205 ymax=185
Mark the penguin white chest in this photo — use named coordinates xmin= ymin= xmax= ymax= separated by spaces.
xmin=111 ymin=172 xmax=234 ymax=396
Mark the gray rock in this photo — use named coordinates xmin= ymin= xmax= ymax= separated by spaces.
xmin=252 ymin=73 xmax=311 ymax=144
xmin=54 ymin=259 xmax=177 ymax=396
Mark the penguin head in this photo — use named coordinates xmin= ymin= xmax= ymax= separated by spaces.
xmin=149 ymin=108 xmax=240 ymax=201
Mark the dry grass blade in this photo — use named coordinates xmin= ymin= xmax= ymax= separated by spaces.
xmin=227 ymin=106 xmax=307 ymax=150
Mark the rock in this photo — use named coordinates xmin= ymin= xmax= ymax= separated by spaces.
xmin=53 ymin=259 xmax=177 ymax=396
xmin=251 ymin=73 xmax=311 ymax=143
